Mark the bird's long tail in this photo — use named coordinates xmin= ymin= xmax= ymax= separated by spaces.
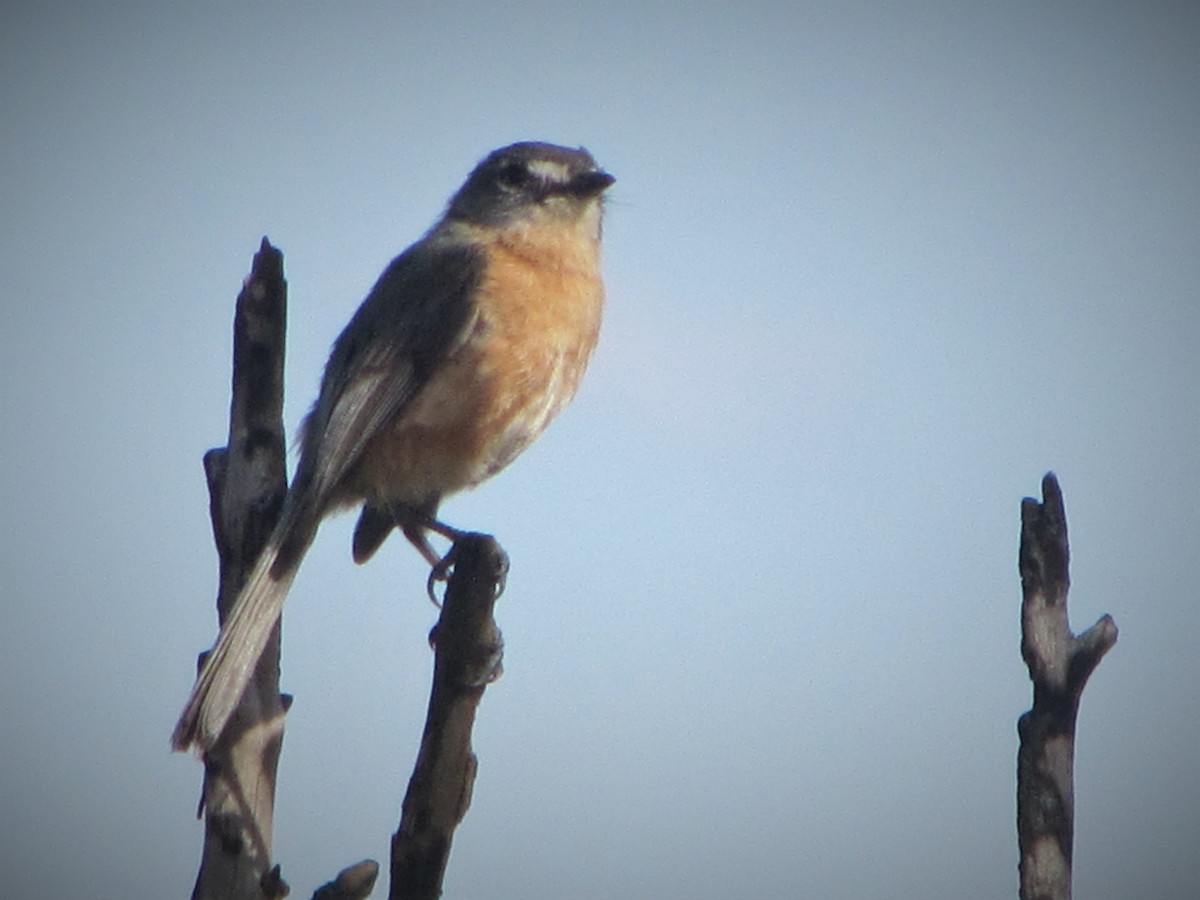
xmin=171 ymin=510 xmax=308 ymax=753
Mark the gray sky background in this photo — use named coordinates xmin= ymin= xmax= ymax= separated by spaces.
xmin=2 ymin=2 xmax=1197 ymax=898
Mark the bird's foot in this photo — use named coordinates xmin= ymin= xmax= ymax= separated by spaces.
xmin=426 ymin=545 xmax=457 ymax=606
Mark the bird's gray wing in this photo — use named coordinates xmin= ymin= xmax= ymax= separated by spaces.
xmin=275 ymin=237 xmax=485 ymax=570
xmin=174 ymin=237 xmax=486 ymax=750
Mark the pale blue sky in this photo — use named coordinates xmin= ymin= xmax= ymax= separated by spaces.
xmin=2 ymin=2 xmax=1197 ymax=898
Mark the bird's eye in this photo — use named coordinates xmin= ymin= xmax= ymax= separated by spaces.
xmin=497 ymin=161 xmax=529 ymax=190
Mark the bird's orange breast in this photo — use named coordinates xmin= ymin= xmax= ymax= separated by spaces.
xmin=358 ymin=221 xmax=604 ymax=508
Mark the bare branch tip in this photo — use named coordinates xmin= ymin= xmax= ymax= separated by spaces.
xmin=248 ymin=237 xmax=284 ymax=288
xmin=260 ymin=863 xmax=288 ymax=899
xmin=1041 ymin=470 xmax=1060 ymax=498
xmin=1040 ymin=472 xmax=1066 ymax=528
xmin=1079 ymin=613 xmax=1120 ymax=655
xmin=312 ymin=859 xmax=379 ymax=900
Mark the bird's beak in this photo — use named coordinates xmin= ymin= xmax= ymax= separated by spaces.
xmin=564 ymin=169 xmax=615 ymax=198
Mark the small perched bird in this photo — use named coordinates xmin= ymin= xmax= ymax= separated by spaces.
xmin=173 ymin=141 xmax=613 ymax=752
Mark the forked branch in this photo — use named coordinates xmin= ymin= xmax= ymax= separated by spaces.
xmin=1016 ymin=473 xmax=1118 ymax=900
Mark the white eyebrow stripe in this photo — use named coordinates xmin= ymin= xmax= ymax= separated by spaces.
xmin=526 ymin=159 xmax=571 ymax=182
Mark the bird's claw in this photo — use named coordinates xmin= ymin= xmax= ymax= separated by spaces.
xmin=424 ymin=538 xmax=509 ymax=606
xmin=426 ymin=546 xmax=456 ymax=606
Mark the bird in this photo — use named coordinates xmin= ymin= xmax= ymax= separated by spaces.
xmin=172 ymin=141 xmax=613 ymax=753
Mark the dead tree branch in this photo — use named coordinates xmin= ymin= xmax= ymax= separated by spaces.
xmin=1016 ymin=472 xmax=1118 ymax=900
xmin=191 ymin=237 xmax=290 ymax=900
xmin=390 ymin=534 xmax=509 ymax=900
xmin=313 ymin=860 xmax=381 ymax=900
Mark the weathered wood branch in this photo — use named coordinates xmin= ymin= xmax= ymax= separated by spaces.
xmin=390 ymin=534 xmax=509 ymax=900
xmin=1016 ymin=472 xmax=1118 ymax=900
xmin=191 ymin=237 xmax=290 ymax=900
xmin=313 ymin=859 xmax=380 ymax=900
